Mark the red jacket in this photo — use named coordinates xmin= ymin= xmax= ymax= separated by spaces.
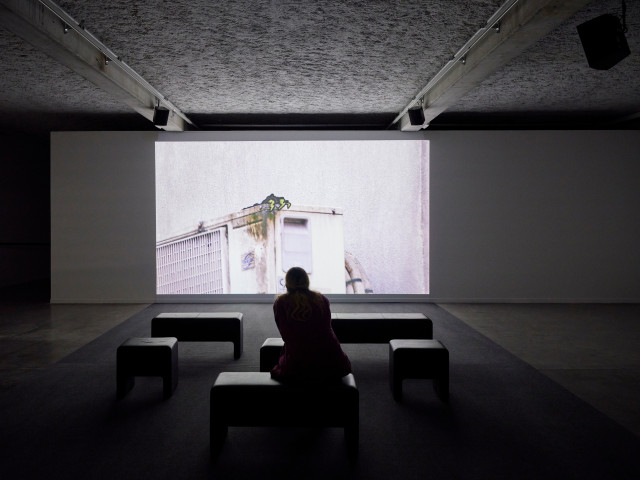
xmin=271 ymin=292 xmax=352 ymax=381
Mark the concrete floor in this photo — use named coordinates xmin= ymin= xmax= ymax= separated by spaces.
xmin=440 ymin=303 xmax=640 ymax=437
xmin=0 ymin=301 xmax=148 ymax=391
xmin=1 ymin=299 xmax=638 ymax=438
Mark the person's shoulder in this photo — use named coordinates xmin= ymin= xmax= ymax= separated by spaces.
xmin=317 ymin=292 xmax=330 ymax=306
xmin=274 ymin=293 xmax=288 ymax=307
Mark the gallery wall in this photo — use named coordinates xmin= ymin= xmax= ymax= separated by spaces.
xmin=428 ymin=130 xmax=640 ymax=302
xmin=51 ymin=131 xmax=157 ymax=303
xmin=50 ymin=130 xmax=640 ymax=303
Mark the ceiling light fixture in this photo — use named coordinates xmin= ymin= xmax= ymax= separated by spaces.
xmin=577 ymin=0 xmax=630 ymax=70
xmin=393 ymin=0 xmax=593 ymax=131
xmin=153 ymin=106 xmax=171 ymax=127
xmin=393 ymin=0 xmax=522 ymax=131
xmin=1 ymin=0 xmax=195 ymax=131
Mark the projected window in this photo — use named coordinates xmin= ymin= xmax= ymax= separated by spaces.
xmin=155 ymin=139 xmax=429 ymax=295
xmin=282 ymin=217 xmax=312 ymax=273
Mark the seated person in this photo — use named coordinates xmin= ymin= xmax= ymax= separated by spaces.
xmin=271 ymin=267 xmax=352 ymax=382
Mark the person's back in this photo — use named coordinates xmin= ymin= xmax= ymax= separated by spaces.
xmin=271 ymin=267 xmax=351 ymax=382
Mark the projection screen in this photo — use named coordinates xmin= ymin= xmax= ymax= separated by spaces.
xmin=155 ymin=139 xmax=429 ymax=296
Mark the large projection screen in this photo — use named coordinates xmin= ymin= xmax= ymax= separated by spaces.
xmin=155 ymin=138 xmax=429 ymax=297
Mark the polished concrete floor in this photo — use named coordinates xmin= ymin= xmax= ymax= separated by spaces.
xmin=440 ymin=303 xmax=640 ymax=437
xmin=0 ymin=300 xmax=148 ymax=391
xmin=1 ymin=292 xmax=638 ymax=437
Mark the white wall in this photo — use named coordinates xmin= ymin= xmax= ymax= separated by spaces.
xmin=50 ymin=130 xmax=640 ymax=303
xmin=429 ymin=130 xmax=640 ymax=302
xmin=51 ymin=131 xmax=158 ymax=302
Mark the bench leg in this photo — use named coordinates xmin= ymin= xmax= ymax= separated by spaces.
xmin=163 ymin=373 xmax=178 ymax=399
xmin=433 ymin=374 xmax=449 ymax=403
xmin=210 ymin=421 xmax=228 ymax=456
xmin=391 ymin=375 xmax=403 ymax=402
xmin=345 ymin=422 xmax=359 ymax=457
xmin=116 ymin=374 xmax=135 ymax=400
xmin=233 ymin=340 xmax=242 ymax=360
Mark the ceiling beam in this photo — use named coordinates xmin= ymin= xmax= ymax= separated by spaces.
xmin=396 ymin=0 xmax=594 ymax=131
xmin=0 ymin=0 xmax=194 ymax=131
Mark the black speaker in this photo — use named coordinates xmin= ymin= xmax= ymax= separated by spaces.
xmin=153 ymin=107 xmax=170 ymax=126
xmin=408 ymin=107 xmax=425 ymax=126
xmin=577 ymin=14 xmax=630 ymax=70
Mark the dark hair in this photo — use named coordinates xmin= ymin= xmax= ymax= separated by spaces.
xmin=285 ymin=266 xmax=310 ymax=293
xmin=279 ymin=267 xmax=321 ymax=321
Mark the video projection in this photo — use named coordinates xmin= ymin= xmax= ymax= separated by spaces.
xmin=155 ymin=140 xmax=429 ymax=295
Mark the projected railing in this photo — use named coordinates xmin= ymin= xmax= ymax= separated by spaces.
xmin=156 ymin=229 xmax=225 ymax=294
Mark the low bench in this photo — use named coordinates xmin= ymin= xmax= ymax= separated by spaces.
xmin=116 ymin=337 xmax=178 ymax=399
xmin=260 ymin=312 xmax=433 ymax=372
xmin=330 ymin=312 xmax=432 ymax=343
xmin=389 ymin=339 xmax=449 ymax=403
xmin=210 ymin=372 xmax=359 ymax=456
xmin=151 ymin=312 xmax=243 ymax=359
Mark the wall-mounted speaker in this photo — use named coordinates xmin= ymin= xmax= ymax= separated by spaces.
xmin=153 ymin=107 xmax=170 ymax=126
xmin=577 ymin=14 xmax=630 ymax=70
xmin=408 ymin=107 xmax=425 ymax=126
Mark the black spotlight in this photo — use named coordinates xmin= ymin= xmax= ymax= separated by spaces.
xmin=577 ymin=14 xmax=630 ymax=70
xmin=153 ymin=107 xmax=170 ymax=126
xmin=408 ymin=107 xmax=425 ymax=126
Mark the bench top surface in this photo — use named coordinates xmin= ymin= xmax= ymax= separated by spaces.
xmin=213 ymin=372 xmax=356 ymax=389
xmin=119 ymin=337 xmax=177 ymax=348
xmin=331 ymin=313 xmax=428 ymax=320
xmin=390 ymin=339 xmax=446 ymax=350
xmin=155 ymin=312 xmax=243 ymax=320
xmin=155 ymin=313 xmax=424 ymax=321
xmin=262 ymin=337 xmax=285 ymax=347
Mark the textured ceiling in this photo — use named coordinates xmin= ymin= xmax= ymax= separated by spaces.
xmin=440 ymin=0 xmax=640 ymax=127
xmin=54 ymin=0 xmax=504 ymax=114
xmin=0 ymin=0 xmax=638 ymax=133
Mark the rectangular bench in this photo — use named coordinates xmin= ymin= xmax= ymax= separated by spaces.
xmin=151 ymin=312 xmax=243 ymax=359
xmin=260 ymin=312 xmax=433 ymax=372
xmin=210 ymin=372 xmax=359 ymax=456
xmin=330 ymin=313 xmax=432 ymax=343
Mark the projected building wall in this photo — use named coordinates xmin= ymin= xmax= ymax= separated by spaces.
xmin=155 ymin=140 xmax=429 ymax=294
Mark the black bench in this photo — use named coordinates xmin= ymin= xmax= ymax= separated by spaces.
xmin=260 ymin=312 xmax=433 ymax=372
xmin=210 ymin=372 xmax=359 ymax=456
xmin=116 ymin=337 xmax=178 ymax=399
xmin=330 ymin=312 xmax=432 ymax=343
xmin=389 ymin=339 xmax=449 ymax=402
xmin=151 ymin=312 xmax=243 ymax=359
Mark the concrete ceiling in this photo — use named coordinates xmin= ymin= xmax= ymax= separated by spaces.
xmin=0 ymin=0 xmax=638 ymax=133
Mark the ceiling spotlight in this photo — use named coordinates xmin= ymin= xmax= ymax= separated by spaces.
xmin=493 ymin=21 xmax=501 ymax=33
xmin=460 ymin=55 xmax=467 ymax=65
xmin=63 ymin=23 xmax=69 ymax=34
xmin=105 ymin=57 xmax=110 ymax=65
xmin=408 ymin=107 xmax=425 ymax=126
xmin=153 ymin=106 xmax=170 ymax=126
